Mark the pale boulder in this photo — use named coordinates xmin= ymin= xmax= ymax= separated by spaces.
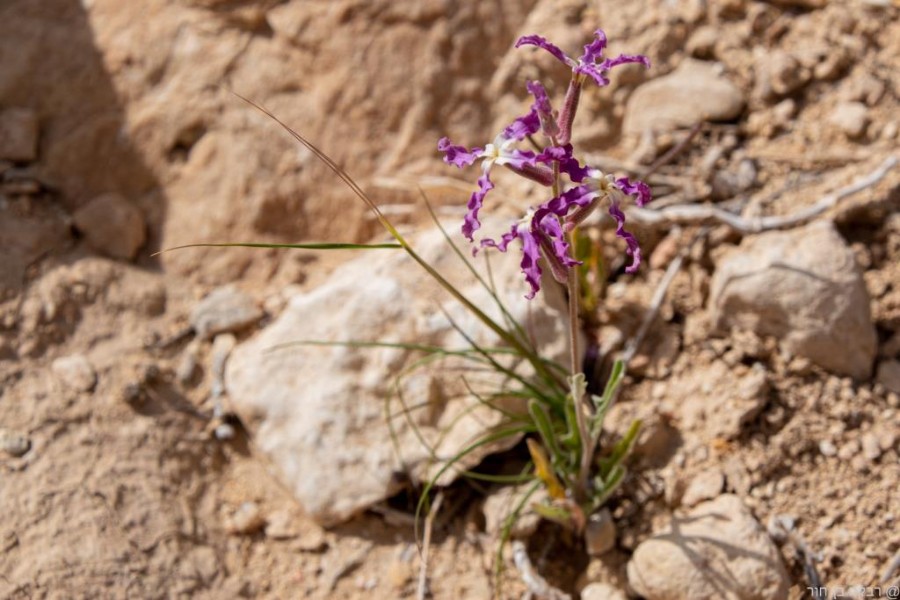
xmin=624 ymin=59 xmax=745 ymax=135
xmin=710 ymin=221 xmax=876 ymax=379
xmin=627 ymin=495 xmax=789 ymax=600
xmin=225 ymin=224 xmax=569 ymax=526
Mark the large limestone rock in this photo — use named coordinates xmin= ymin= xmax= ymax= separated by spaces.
xmin=710 ymin=221 xmax=876 ymax=379
xmin=627 ymin=495 xmax=789 ymax=600
xmin=225 ymin=224 xmax=569 ymax=526
xmin=623 ymin=59 xmax=745 ymax=134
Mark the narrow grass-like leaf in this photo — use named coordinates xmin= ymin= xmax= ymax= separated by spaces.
xmin=531 ymin=501 xmax=575 ymax=527
xmin=591 ymin=358 xmax=626 ymax=435
xmin=153 ymin=241 xmax=401 ymax=256
xmin=462 ymin=471 xmax=534 ymax=484
xmin=494 ymin=478 xmax=540 ymax=584
xmin=461 ymin=376 xmax=531 ymax=422
xmin=598 ymin=418 xmax=642 ymax=480
xmin=415 ymin=425 xmax=534 ymax=545
xmin=233 ymin=93 xmax=548 ymax=384
xmin=439 ymin=306 xmax=549 ymax=402
xmin=591 ymin=464 xmax=626 ymax=510
xmin=419 ymin=191 xmax=533 ymax=353
xmin=265 ymin=339 xmax=518 ymax=363
xmin=527 ymin=400 xmax=563 ymax=465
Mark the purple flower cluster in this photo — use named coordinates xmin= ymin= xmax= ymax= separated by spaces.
xmin=439 ymin=29 xmax=651 ymax=299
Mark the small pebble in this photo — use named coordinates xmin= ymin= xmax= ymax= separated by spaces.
xmin=861 ymin=433 xmax=881 ymax=461
xmin=837 ymin=440 xmax=858 ymax=461
xmin=767 ymin=50 xmax=808 ymax=97
xmin=585 ymin=508 xmax=616 ymax=556
xmin=686 ymin=26 xmax=717 ymax=59
xmin=581 ymin=582 xmax=627 ymax=600
xmin=264 ymin=509 xmax=298 ymax=540
xmin=876 ymin=360 xmax=900 ymax=395
xmin=681 ymin=469 xmax=725 ymax=507
xmin=226 ymin=501 xmax=266 ymax=535
xmin=819 ymin=440 xmax=837 ymax=457
xmin=190 ymin=285 xmax=263 ymax=340
xmin=0 ymin=428 xmax=31 ymax=457
xmin=51 ymin=354 xmax=97 ymax=393
xmin=829 ymin=102 xmax=869 ymax=138
xmin=73 ymin=193 xmax=147 ymax=260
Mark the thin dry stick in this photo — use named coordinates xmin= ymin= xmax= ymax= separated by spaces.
xmin=511 ymin=541 xmax=571 ymax=600
xmin=881 ymin=549 xmax=900 ymax=585
xmin=621 ymin=227 xmax=707 ymax=366
xmin=416 ymin=492 xmax=444 ymax=600
xmin=628 ymin=155 xmax=897 ymax=232
xmin=639 ymin=122 xmax=704 ymax=179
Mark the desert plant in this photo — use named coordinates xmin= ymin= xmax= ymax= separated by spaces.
xmin=164 ymin=26 xmax=651 ymax=576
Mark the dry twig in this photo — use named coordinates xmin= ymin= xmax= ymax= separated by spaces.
xmin=628 ymin=155 xmax=897 ymax=232
xmin=621 ymin=227 xmax=709 ymax=366
xmin=639 ymin=122 xmax=704 ymax=179
xmin=511 ymin=541 xmax=571 ymax=600
xmin=416 ymin=492 xmax=444 ymax=600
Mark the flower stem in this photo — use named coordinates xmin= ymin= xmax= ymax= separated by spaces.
xmin=567 ymin=228 xmax=592 ymax=502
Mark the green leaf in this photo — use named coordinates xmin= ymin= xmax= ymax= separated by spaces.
xmin=527 ymin=400 xmax=563 ymax=465
xmin=598 ymin=419 xmax=642 ymax=479
xmin=494 ymin=479 xmax=540 ymax=583
xmin=414 ymin=424 xmax=533 ymax=544
xmin=154 ymin=241 xmax=401 ymax=255
xmin=591 ymin=359 xmax=626 ymax=435
xmin=531 ymin=501 xmax=575 ymax=528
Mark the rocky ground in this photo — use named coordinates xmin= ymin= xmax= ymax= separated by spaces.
xmin=1 ymin=0 xmax=899 ymax=598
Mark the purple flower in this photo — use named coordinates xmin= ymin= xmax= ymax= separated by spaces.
xmin=608 ymin=202 xmax=641 ymax=274
xmin=475 ymin=161 xmax=652 ymax=295
xmin=575 ymin=170 xmax=650 ymax=273
xmin=515 ymin=29 xmax=650 ymax=88
xmin=516 ymin=29 xmax=650 ymax=145
xmin=480 ymin=207 xmax=578 ymax=299
xmin=438 ymin=86 xmax=558 ymax=241
xmin=526 ymin=80 xmax=559 ymax=139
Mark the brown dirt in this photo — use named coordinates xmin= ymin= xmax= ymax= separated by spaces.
xmin=1 ymin=0 xmax=898 ymax=598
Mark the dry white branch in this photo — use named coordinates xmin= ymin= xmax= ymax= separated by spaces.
xmin=511 ymin=541 xmax=571 ymax=600
xmin=416 ymin=492 xmax=444 ymax=600
xmin=628 ymin=155 xmax=897 ymax=232
xmin=621 ymin=232 xmax=696 ymax=366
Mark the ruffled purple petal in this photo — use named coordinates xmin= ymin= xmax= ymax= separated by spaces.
xmin=599 ymin=53 xmax=651 ymax=71
xmin=579 ymin=29 xmax=608 ymax=64
xmin=462 ymin=173 xmax=495 ymax=241
xmin=535 ymin=144 xmax=591 ymax=183
xmin=533 ymin=184 xmax=597 ymax=223
xmin=515 ymin=34 xmax=573 ymax=67
xmin=537 ymin=214 xmax=580 ymax=269
xmin=615 ymin=176 xmax=652 ymax=207
xmin=479 ymin=222 xmax=520 ymax=253
xmin=518 ymin=227 xmax=543 ymax=299
xmin=577 ymin=53 xmax=650 ymax=88
xmin=535 ymin=144 xmax=571 ymax=163
xmin=438 ymin=137 xmax=482 ymax=168
xmin=609 ymin=201 xmax=642 ymax=273
xmin=526 ymin=80 xmax=558 ymax=138
xmin=501 ymin=107 xmax=541 ymax=141
xmin=574 ymin=64 xmax=612 ymax=87
xmin=498 ymin=148 xmax=538 ymax=171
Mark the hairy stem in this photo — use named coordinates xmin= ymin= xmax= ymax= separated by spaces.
xmin=567 ymin=229 xmax=592 ymax=501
